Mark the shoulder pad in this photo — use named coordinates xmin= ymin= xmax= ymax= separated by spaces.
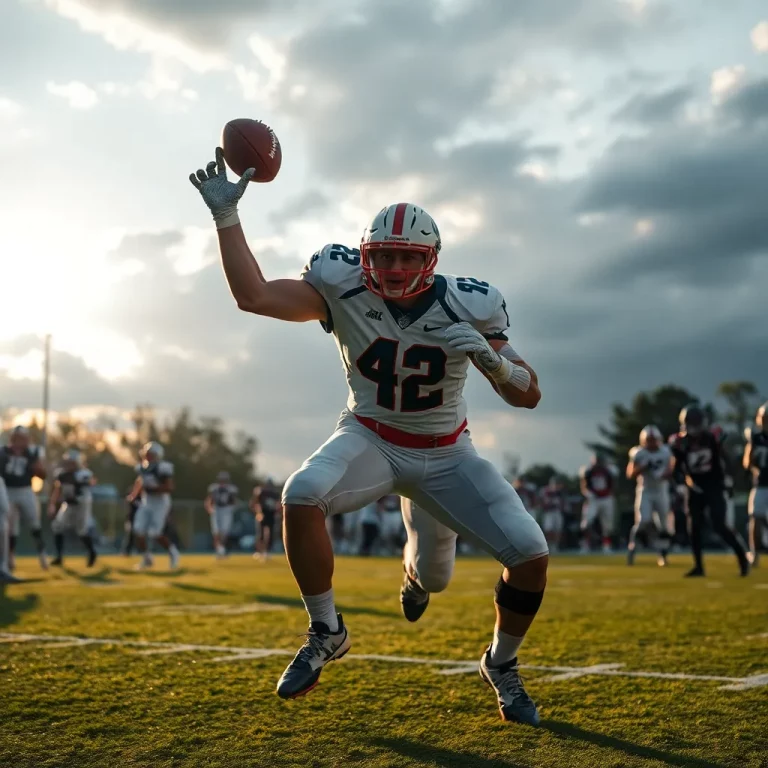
xmin=231 ymin=484 xmax=239 ymax=495
xmin=300 ymin=243 xmax=364 ymax=300
xmin=158 ymin=461 xmax=174 ymax=476
xmin=628 ymin=446 xmax=641 ymax=460
xmin=442 ymin=275 xmax=509 ymax=338
xmin=207 ymin=483 xmax=217 ymax=494
xmin=76 ymin=469 xmax=93 ymax=482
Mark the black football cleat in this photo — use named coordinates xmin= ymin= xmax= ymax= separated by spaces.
xmin=684 ymin=567 xmax=705 ymax=578
xmin=276 ymin=614 xmax=351 ymax=699
xmin=400 ymin=566 xmax=430 ymax=623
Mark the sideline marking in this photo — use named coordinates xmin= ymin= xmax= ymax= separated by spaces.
xmin=0 ymin=632 xmax=765 ymax=690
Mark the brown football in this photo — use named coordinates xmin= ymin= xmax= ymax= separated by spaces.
xmin=221 ymin=118 xmax=282 ymax=183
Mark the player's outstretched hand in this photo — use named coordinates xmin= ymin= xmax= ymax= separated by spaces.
xmin=189 ymin=147 xmax=255 ymax=229
xmin=443 ymin=322 xmax=502 ymax=373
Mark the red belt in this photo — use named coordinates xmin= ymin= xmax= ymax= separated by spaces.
xmin=354 ymin=414 xmax=468 ymax=449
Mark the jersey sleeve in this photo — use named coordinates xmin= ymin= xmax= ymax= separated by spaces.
xmin=158 ymin=461 xmax=174 ymax=478
xmin=628 ymin=446 xmax=641 ymax=462
xmin=207 ymin=483 xmax=216 ymax=495
xmin=300 ymin=243 xmax=364 ymax=334
xmin=77 ymin=469 xmax=93 ymax=484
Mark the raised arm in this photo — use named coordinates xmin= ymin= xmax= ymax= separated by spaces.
xmin=190 ymin=148 xmax=327 ymax=323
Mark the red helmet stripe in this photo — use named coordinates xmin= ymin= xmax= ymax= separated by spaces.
xmin=391 ymin=203 xmax=407 ymax=236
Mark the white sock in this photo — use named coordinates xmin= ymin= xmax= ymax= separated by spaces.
xmin=301 ymin=588 xmax=339 ymax=632
xmin=169 ymin=544 xmax=179 ymax=557
xmin=489 ymin=628 xmax=524 ymax=666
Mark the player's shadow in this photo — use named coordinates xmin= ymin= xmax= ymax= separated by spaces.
xmin=369 ymin=737 xmax=525 ymax=767
xmin=540 ymin=720 xmax=728 ymax=768
xmin=0 ymin=589 xmax=40 ymax=628
xmin=60 ymin=564 xmax=119 ymax=584
xmin=115 ymin=567 xmax=203 ymax=578
xmin=247 ymin=592 xmax=400 ymax=618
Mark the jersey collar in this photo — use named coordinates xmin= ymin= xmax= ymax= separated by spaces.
xmin=382 ymin=275 xmax=446 ymax=329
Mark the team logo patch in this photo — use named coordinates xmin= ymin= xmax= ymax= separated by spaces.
xmin=365 ymin=309 xmax=383 ymax=321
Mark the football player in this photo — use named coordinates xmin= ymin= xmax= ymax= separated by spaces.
xmin=250 ymin=477 xmax=281 ymax=561
xmin=191 ymin=151 xmax=548 ymax=726
xmin=0 ymin=475 xmax=20 ymax=582
xmin=47 ymin=449 xmax=97 ymax=567
xmin=378 ymin=494 xmax=404 ymax=554
xmin=626 ymin=425 xmax=674 ymax=566
xmin=743 ymin=402 xmax=768 ymax=566
xmin=0 ymin=426 xmax=49 ymax=571
xmin=669 ymin=405 xmax=749 ymax=577
xmin=205 ymin=471 xmax=239 ymax=558
xmin=126 ymin=442 xmax=179 ymax=570
xmin=579 ymin=452 xmax=617 ymax=553
xmin=538 ymin=477 xmax=566 ymax=553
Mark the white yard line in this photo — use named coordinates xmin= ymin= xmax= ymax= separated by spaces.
xmin=0 ymin=631 xmax=765 ymax=690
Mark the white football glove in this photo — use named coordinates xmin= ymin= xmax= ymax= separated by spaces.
xmin=189 ymin=147 xmax=255 ymax=229
xmin=443 ymin=322 xmax=531 ymax=391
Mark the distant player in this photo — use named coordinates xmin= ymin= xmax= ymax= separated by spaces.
xmin=378 ymin=494 xmax=404 ymax=554
xmin=126 ymin=442 xmax=180 ymax=570
xmin=669 ymin=405 xmax=749 ymax=577
xmin=251 ymin=478 xmax=281 ymax=561
xmin=357 ymin=501 xmax=381 ymax=556
xmin=743 ymin=402 xmax=768 ymax=566
xmin=205 ymin=471 xmax=239 ymax=558
xmin=579 ymin=452 xmax=617 ymax=553
xmin=47 ymin=449 xmax=97 ymax=567
xmin=626 ymin=425 xmax=674 ymax=566
xmin=0 ymin=426 xmax=49 ymax=571
xmin=0 ymin=475 xmax=20 ymax=582
xmin=539 ymin=477 xmax=566 ymax=552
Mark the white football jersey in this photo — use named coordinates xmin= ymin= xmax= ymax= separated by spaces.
xmin=301 ymin=243 xmax=516 ymax=435
xmin=207 ymin=483 xmax=238 ymax=507
xmin=628 ymin=445 xmax=672 ymax=489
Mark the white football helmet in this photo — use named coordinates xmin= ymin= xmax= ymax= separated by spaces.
xmin=216 ymin=470 xmax=230 ymax=483
xmin=140 ymin=441 xmax=164 ymax=463
xmin=360 ymin=202 xmax=441 ymax=298
xmin=62 ymin=448 xmax=83 ymax=466
xmin=639 ymin=425 xmax=662 ymax=448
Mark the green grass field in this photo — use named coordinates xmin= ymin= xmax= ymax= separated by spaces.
xmin=1 ymin=552 xmax=766 ymax=768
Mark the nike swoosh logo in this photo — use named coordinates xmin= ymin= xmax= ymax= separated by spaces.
xmin=423 ymin=324 xmax=441 ymax=332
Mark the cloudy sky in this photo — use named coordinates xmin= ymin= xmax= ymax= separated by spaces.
xmin=1 ymin=0 xmax=767 ymax=478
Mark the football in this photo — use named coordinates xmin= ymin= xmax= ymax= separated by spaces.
xmin=221 ymin=118 xmax=282 ymax=183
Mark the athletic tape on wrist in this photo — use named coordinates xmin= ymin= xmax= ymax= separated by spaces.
xmin=488 ymin=356 xmax=531 ymax=391
xmin=215 ymin=209 xmax=240 ymax=230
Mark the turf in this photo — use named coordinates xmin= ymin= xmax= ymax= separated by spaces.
xmin=1 ymin=552 xmax=766 ymax=767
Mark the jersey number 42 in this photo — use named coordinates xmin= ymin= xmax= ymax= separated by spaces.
xmin=357 ymin=338 xmax=446 ymax=412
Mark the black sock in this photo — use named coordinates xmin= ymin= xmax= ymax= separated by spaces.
xmin=80 ymin=535 xmax=95 ymax=556
xmin=9 ymin=535 xmax=17 ymax=555
xmin=55 ymin=534 xmax=64 ymax=558
xmin=31 ymin=529 xmax=45 ymax=553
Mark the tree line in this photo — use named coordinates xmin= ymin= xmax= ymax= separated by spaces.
xmin=2 ymin=380 xmax=763 ymax=501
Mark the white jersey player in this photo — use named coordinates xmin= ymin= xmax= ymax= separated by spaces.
xmin=191 ymin=149 xmax=549 ymax=726
xmin=47 ymin=449 xmax=97 ymax=567
xmin=205 ymin=471 xmax=239 ymax=558
xmin=126 ymin=442 xmax=179 ymax=570
xmin=626 ymin=425 xmax=674 ymax=566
